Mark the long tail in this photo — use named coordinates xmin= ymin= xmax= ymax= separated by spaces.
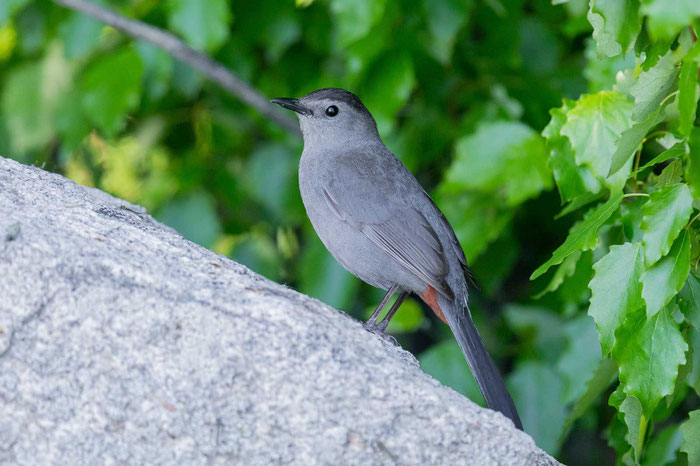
xmin=442 ymin=299 xmax=523 ymax=430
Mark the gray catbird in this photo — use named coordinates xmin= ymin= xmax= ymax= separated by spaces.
xmin=271 ymin=88 xmax=522 ymax=429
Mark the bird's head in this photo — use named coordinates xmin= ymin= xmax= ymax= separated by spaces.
xmin=271 ymin=88 xmax=380 ymax=146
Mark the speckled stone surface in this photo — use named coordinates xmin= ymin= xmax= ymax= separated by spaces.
xmin=0 ymin=157 xmax=559 ymax=465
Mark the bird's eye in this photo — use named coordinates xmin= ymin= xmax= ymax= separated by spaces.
xmin=325 ymin=105 xmax=339 ymax=117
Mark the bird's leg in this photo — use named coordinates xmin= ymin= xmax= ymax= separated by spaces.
xmin=375 ymin=292 xmax=409 ymax=333
xmin=364 ymin=284 xmax=399 ymax=329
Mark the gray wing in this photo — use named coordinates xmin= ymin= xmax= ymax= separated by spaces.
xmin=321 ymin=161 xmax=453 ymax=299
xmin=423 ymin=193 xmax=472 ymax=275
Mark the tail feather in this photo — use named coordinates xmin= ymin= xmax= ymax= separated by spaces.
xmin=443 ymin=301 xmax=523 ymax=430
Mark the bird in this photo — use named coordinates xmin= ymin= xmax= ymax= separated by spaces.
xmin=271 ymin=88 xmax=522 ymax=429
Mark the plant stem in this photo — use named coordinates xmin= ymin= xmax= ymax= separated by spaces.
xmin=688 ymin=212 xmax=700 ymax=229
xmin=51 ymin=0 xmax=301 ymax=137
xmin=637 ymin=415 xmax=648 ymax=462
xmin=632 ymin=149 xmax=643 ymax=187
xmin=642 ymin=130 xmax=668 ymax=143
xmin=659 ymin=91 xmax=680 ymax=109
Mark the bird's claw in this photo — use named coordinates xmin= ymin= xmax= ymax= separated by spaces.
xmin=362 ymin=321 xmax=399 ymax=346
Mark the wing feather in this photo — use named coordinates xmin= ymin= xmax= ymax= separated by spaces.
xmin=322 ymin=186 xmax=453 ymax=299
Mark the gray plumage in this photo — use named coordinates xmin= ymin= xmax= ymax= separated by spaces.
xmin=272 ymin=88 xmax=522 ymax=429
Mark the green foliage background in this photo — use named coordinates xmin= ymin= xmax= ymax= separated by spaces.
xmin=1 ymin=0 xmax=700 ymax=463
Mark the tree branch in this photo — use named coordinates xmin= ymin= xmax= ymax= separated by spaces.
xmin=52 ymin=0 xmax=301 ymax=137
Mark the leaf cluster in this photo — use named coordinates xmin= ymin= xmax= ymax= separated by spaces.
xmin=531 ymin=2 xmax=700 ymax=462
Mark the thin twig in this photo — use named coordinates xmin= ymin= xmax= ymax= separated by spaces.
xmin=688 ymin=211 xmax=700 ymax=229
xmin=632 ymin=148 xmax=642 ymax=189
xmin=658 ymin=90 xmax=679 ymax=109
xmin=642 ymin=130 xmax=667 ymax=143
xmin=52 ymin=0 xmax=301 ymax=137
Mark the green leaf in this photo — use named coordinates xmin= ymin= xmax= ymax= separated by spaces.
xmin=555 ymin=191 xmax=605 ymax=219
xmin=14 ymin=3 xmax=46 ymax=56
xmin=639 ymin=35 xmax=675 ymax=73
xmin=609 ymin=106 xmax=665 ymax=175
xmin=136 ymin=42 xmax=174 ymax=102
xmin=557 ymin=315 xmax=603 ymax=404
xmin=656 ymin=159 xmax=685 ymax=188
xmin=359 ymin=50 xmax=415 ymax=134
xmin=167 ymin=0 xmax=232 ymax=52
xmin=504 ymin=305 xmax=566 ymax=364
xmin=687 ymin=40 xmax=700 ymax=62
xmin=589 ymin=242 xmax=645 ymax=355
xmin=231 ymin=232 xmax=280 ymax=282
xmin=642 ymin=424 xmax=683 ymax=466
xmin=543 ymin=101 xmax=602 ymax=203
xmin=613 ymin=306 xmax=688 ymax=417
xmin=79 ymin=47 xmax=144 ymax=136
xmin=329 ymin=0 xmax=387 ymax=47
xmin=630 ymin=53 xmax=679 ymax=122
xmin=261 ymin=14 xmax=301 ymax=62
xmin=661 ymin=348 xmax=693 ymax=420
xmin=1 ymin=44 xmax=72 ymax=154
xmin=0 ymin=0 xmax=28 ymax=24
xmin=561 ymin=91 xmax=633 ymax=180
xmin=641 ymin=183 xmax=693 ymax=265
xmin=519 ymin=18 xmax=560 ymax=76
xmin=678 ymin=58 xmax=699 ymax=137
xmin=687 ymin=128 xmax=700 ymax=198
xmin=605 ymin=150 xmax=634 ymax=192
xmin=55 ymin=89 xmax=91 ymax=150
xmin=680 ymin=410 xmax=700 ymax=466
xmin=508 ymin=361 xmax=567 ymax=455
xmin=298 ymin=232 xmax=359 ymax=309
xmin=157 ymin=191 xmax=221 ymax=248
xmin=582 ymin=50 xmax=635 ymax=94
xmin=57 ymin=11 xmax=102 ymax=59
xmin=85 ymin=133 xmax=176 ymax=209
xmin=422 ymin=0 xmax=472 ymax=63
xmin=2 ymin=62 xmax=51 ymax=154
xmin=679 ymin=272 xmax=700 ymax=328
xmin=584 ymin=41 xmax=636 ymax=92
xmin=531 ymin=190 xmax=623 ymax=280
xmin=472 ymin=232 xmax=519 ymax=296
xmin=549 ymin=136 xmax=602 ymax=203
xmin=621 ymin=196 xmax=647 ymax=242
xmin=608 ymin=389 xmax=636 ymax=459
xmin=564 ymin=358 xmax=617 ymax=429
xmin=638 ymin=142 xmax=687 ymax=171
xmin=641 ymin=0 xmax=700 ymax=41
xmin=419 ymin=340 xmax=484 ymax=405
xmin=642 ymin=231 xmax=691 ymax=317
xmin=445 ymin=121 xmax=551 ymax=206
xmin=542 ymin=100 xmax=572 ymax=142
xmin=560 ymin=250 xmax=597 ymax=303
xmin=434 ymin=192 xmax=512 ymax=263
xmin=617 ymin=392 xmax=644 ymax=463
xmin=242 ymin=143 xmax=304 ymax=223
xmin=587 ymin=0 xmax=641 ymax=58
xmin=534 ymin=249 xmax=581 ymax=298
xmin=687 ymin=326 xmax=700 ymax=394
xmin=171 ymin=60 xmax=202 ymax=98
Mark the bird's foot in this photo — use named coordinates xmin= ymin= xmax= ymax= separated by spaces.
xmin=362 ymin=321 xmax=399 ymax=346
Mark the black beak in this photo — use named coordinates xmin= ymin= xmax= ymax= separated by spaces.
xmin=270 ymin=98 xmax=312 ymax=116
